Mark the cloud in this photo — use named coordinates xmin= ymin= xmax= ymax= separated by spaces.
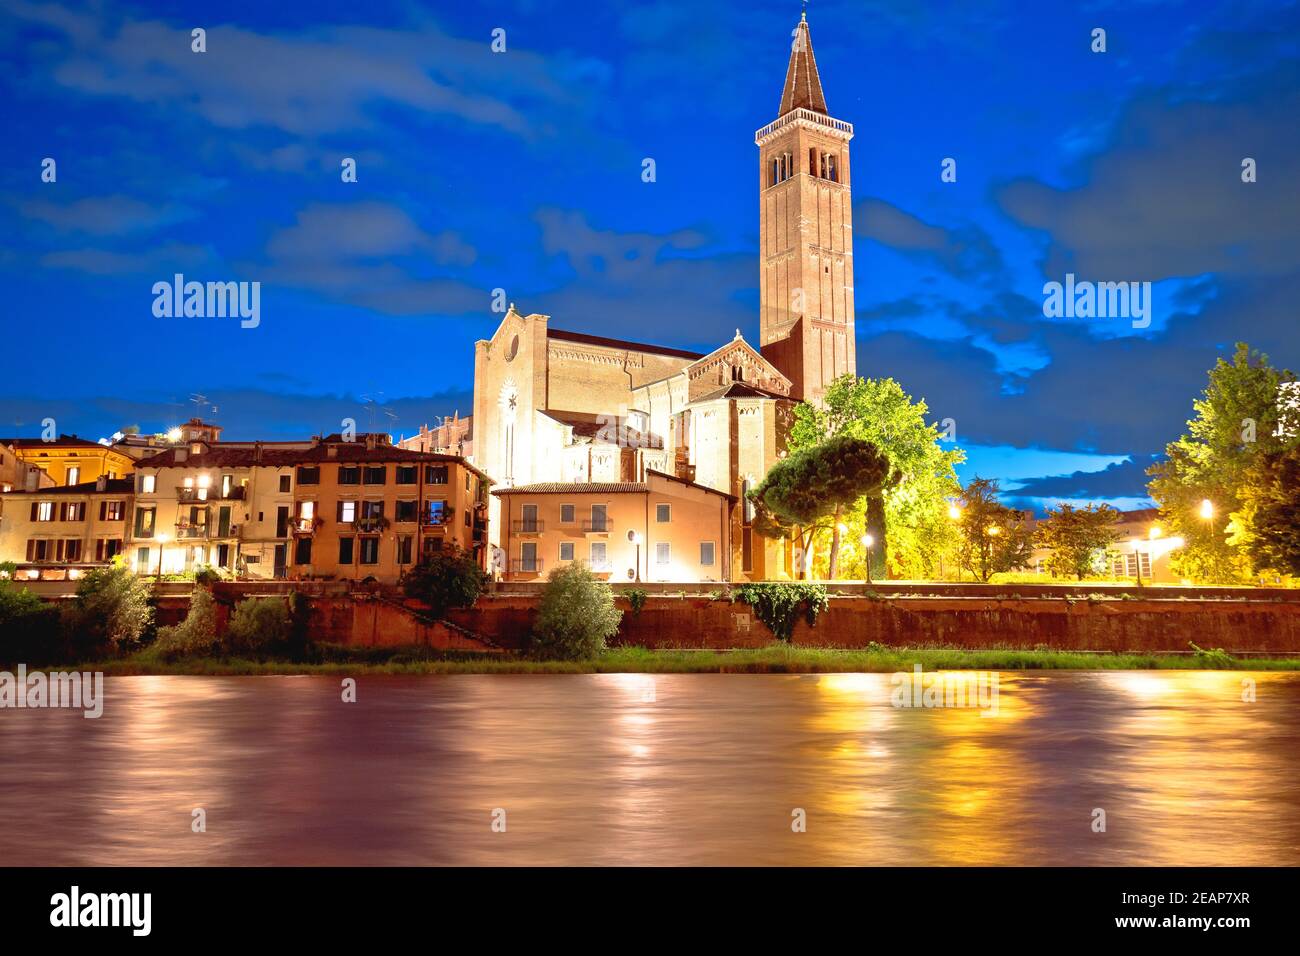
xmin=20 ymin=194 xmax=196 ymax=236
xmin=854 ymin=197 xmax=1005 ymax=283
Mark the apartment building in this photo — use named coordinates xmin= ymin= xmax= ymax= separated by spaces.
xmin=0 ymin=476 xmax=133 ymax=580
xmin=0 ymin=435 xmax=134 ymax=488
xmin=0 ymin=440 xmax=55 ymax=494
xmin=125 ymin=433 xmax=489 ymax=583
xmin=493 ymin=470 xmax=734 ymax=583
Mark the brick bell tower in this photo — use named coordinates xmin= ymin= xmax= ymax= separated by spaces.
xmin=755 ymin=12 xmax=856 ymax=404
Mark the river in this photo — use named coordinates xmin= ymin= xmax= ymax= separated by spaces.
xmin=1 ymin=671 xmax=1297 ymax=865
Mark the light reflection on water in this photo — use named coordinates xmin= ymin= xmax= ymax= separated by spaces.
xmin=1 ymin=671 xmax=1297 ymax=866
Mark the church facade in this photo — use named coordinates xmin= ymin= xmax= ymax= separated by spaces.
xmin=402 ymin=15 xmax=856 ymax=583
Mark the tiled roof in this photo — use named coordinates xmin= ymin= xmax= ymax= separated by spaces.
xmin=494 ymin=482 xmax=648 ymax=496
xmin=140 ymin=443 xmax=492 ymax=480
xmin=541 ymin=410 xmax=665 ymax=450
xmin=548 ymin=327 xmax=703 ymax=361
xmin=779 ymin=17 xmax=828 ymax=116
xmin=646 ymin=469 xmax=738 ymax=502
xmin=0 ymin=435 xmax=121 ymax=451
xmin=0 ymin=478 xmax=134 ymax=496
xmin=691 ymin=382 xmax=791 ymax=403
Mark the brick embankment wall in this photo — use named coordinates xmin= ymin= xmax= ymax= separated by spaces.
xmin=451 ymin=594 xmax=1300 ymax=653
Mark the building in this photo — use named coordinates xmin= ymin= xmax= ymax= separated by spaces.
xmin=0 ymin=440 xmax=55 ymax=494
xmin=493 ymin=470 xmax=735 ymax=583
xmin=124 ymin=432 xmax=489 ymax=582
xmin=1026 ymin=507 xmax=1186 ymax=583
xmin=0 ymin=435 xmax=134 ymax=488
xmin=0 ymin=475 xmax=133 ymax=580
xmin=402 ymin=14 xmax=854 ymax=584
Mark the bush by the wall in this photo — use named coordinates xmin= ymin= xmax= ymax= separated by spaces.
xmin=151 ymin=587 xmax=219 ymax=661
xmin=532 ymin=564 xmax=622 ymax=660
xmin=732 ymin=582 xmax=829 ymax=642
xmin=225 ymin=596 xmax=291 ymax=656
xmin=0 ymin=580 xmax=64 ymax=665
xmin=63 ymin=563 xmax=154 ymax=659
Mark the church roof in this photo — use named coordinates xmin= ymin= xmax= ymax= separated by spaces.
xmin=691 ymin=382 xmax=791 ymax=403
xmin=548 ymin=327 xmax=703 ymax=361
xmin=540 ymin=410 xmax=665 ymax=450
xmin=779 ymin=15 xmax=828 ymax=116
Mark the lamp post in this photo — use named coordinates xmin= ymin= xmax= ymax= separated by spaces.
xmin=155 ymin=533 xmax=170 ymax=580
xmin=860 ymin=534 xmax=874 ymax=584
xmin=628 ymin=529 xmax=641 ymax=583
xmin=946 ymin=503 xmax=962 ymax=582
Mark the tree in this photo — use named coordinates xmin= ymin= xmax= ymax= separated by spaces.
xmin=1239 ymin=444 xmax=1300 ymax=577
xmin=0 ymin=579 xmax=63 ymax=665
xmin=955 ymin=478 xmax=1035 ymax=582
xmin=225 ymin=597 xmax=291 ymax=656
xmin=402 ymin=544 xmax=489 ymax=619
xmin=531 ymin=563 xmax=622 ymax=660
xmin=1035 ymin=503 xmax=1120 ymax=580
xmin=789 ymin=375 xmax=964 ymax=580
xmin=1148 ymin=343 xmax=1296 ymax=583
xmin=64 ymin=563 xmax=153 ymax=658
xmin=750 ymin=435 xmax=892 ymax=578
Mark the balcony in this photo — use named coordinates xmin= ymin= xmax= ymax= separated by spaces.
xmin=512 ymin=520 xmax=544 ymax=534
xmin=354 ymin=516 xmax=387 ymax=533
xmin=173 ymin=524 xmax=209 ymax=539
xmin=421 ymin=512 xmax=450 ymax=528
xmin=176 ymin=487 xmax=212 ymax=503
xmin=582 ymin=518 xmax=612 ymax=534
xmin=510 ymin=558 xmax=544 ymax=574
xmin=290 ymin=518 xmax=317 ymax=536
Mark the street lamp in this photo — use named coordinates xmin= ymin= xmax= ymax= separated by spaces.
xmin=1199 ymin=498 xmax=1215 ymax=521
xmin=155 ymin=533 xmax=170 ymax=580
xmin=628 ymin=529 xmax=641 ymax=583
xmin=860 ymin=533 xmax=874 ymax=584
xmin=947 ymin=504 xmax=962 ymax=521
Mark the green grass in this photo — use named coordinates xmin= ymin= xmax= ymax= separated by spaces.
xmin=72 ymin=642 xmax=1300 ymax=675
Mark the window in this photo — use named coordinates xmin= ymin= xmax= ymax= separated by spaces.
xmin=427 ymin=499 xmax=446 ymax=525
xmin=34 ymin=502 xmax=54 ymax=522
xmin=134 ymin=507 xmax=156 ymax=537
xmin=742 ymin=528 xmax=753 ymax=573
xmin=97 ymin=539 xmax=123 ymax=561
xmin=359 ymin=538 xmax=380 ymax=565
xmin=66 ymin=467 xmax=79 ymax=486
xmin=139 ymin=474 xmax=156 ymax=493
xmin=65 ymin=540 xmax=83 ymax=562
xmin=338 ymin=500 xmax=357 ymax=523
xmin=297 ymin=466 xmax=320 ymax=485
xmin=397 ymin=536 xmax=414 ymax=565
xmin=656 ymin=542 xmax=670 ymax=566
xmin=520 ymin=504 xmax=539 ymax=533
xmin=827 ymin=153 xmax=838 ymax=182
xmin=809 ymin=147 xmax=817 ymax=176
xmin=656 ymin=504 xmax=670 ymax=523
xmin=395 ymin=465 xmax=417 ymax=485
xmin=589 ymin=504 xmax=608 ymax=532
xmin=560 ymin=504 xmax=575 ymax=524
xmin=278 ymin=474 xmax=291 ymax=493
xmin=425 ymin=465 xmax=448 ymax=484
xmin=64 ymin=502 xmax=85 ymax=522
xmin=338 ymin=537 xmax=354 ymax=564
xmin=27 ymin=539 xmax=50 ymax=562
xmin=363 ymin=466 xmax=386 ymax=485
xmin=520 ymin=542 xmax=539 ymax=572
xmin=700 ymin=542 xmax=715 ymax=566
xmin=101 ymin=500 xmax=124 ymax=521
xmin=338 ymin=466 xmax=361 ymax=485
xmin=361 ymin=500 xmax=384 ymax=520
xmin=589 ymin=541 xmax=608 ymax=570
xmin=395 ymin=500 xmax=418 ymax=522
xmin=136 ymin=546 xmax=150 ymax=570
xmin=294 ymin=538 xmax=312 ymax=565
xmin=559 ymin=542 xmax=575 ymax=562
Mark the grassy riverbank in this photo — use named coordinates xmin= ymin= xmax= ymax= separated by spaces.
xmin=74 ymin=643 xmax=1300 ymax=675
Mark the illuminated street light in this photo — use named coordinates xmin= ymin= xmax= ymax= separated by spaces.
xmin=860 ymin=534 xmax=875 ymax=584
xmin=987 ymin=526 xmax=1001 ymax=537
xmin=1199 ymin=499 xmax=1215 ymax=520
xmin=1149 ymin=525 xmax=1162 ymax=540
xmin=948 ymin=504 xmax=961 ymax=520
xmin=155 ymin=533 xmax=171 ymax=580
xmin=165 ymin=427 xmax=182 ymax=443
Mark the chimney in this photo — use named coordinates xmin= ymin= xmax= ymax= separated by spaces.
xmin=365 ymin=433 xmax=377 ymax=450
xmin=254 ymin=441 xmax=264 ymax=463
xmin=24 ymin=468 xmax=38 ymax=492
xmin=327 ymin=445 xmax=338 ymax=459
xmin=175 ymin=448 xmax=188 ymax=463
xmin=95 ymin=475 xmax=107 ymax=492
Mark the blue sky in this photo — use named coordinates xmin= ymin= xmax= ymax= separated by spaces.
xmin=1 ymin=0 xmax=1296 ymax=513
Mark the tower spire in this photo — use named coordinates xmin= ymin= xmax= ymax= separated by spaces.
xmin=779 ymin=13 xmax=827 ymax=115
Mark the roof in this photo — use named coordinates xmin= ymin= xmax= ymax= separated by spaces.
xmin=0 ymin=435 xmax=128 ymax=454
xmin=1117 ymin=507 xmax=1160 ymax=522
xmin=540 ymin=410 xmax=665 ymax=450
xmin=0 ymin=478 xmax=134 ymax=497
xmin=691 ymin=382 xmax=791 ymax=403
xmin=139 ymin=443 xmax=493 ymax=482
xmin=494 ymin=482 xmax=647 ymax=496
xmin=779 ymin=16 xmax=828 ymax=116
xmin=493 ymin=471 xmax=736 ymax=503
xmin=548 ymin=327 xmax=704 ymax=361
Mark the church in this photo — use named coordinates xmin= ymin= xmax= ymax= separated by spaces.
xmin=402 ymin=15 xmax=857 ymax=583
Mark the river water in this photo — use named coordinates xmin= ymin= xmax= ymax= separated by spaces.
xmin=1 ymin=672 xmax=1297 ymax=865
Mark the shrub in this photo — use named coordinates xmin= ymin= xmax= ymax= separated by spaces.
xmin=1189 ymin=641 xmax=1236 ymax=669
xmin=532 ymin=563 xmax=623 ymax=660
xmin=0 ymin=580 xmax=63 ymax=664
xmin=225 ymin=597 xmax=291 ymax=656
xmin=193 ymin=565 xmax=223 ymax=586
xmin=151 ymin=587 xmax=219 ymax=661
xmin=64 ymin=564 xmax=154 ymax=658
xmin=403 ymin=544 xmax=489 ymax=619
xmin=732 ymin=582 xmax=829 ymax=642
xmin=626 ymin=588 xmax=648 ymax=617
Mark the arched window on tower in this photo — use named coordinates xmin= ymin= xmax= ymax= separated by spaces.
xmin=809 ymin=147 xmax=817 ymax=177
xmin=827 ymin=154 xmax=838 ymax=182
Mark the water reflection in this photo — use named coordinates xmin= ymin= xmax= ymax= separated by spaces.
xmin=0 ymin=671 xmax=1296 ymax=865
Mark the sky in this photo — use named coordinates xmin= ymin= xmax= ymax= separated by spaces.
xmin=1 ymin=0 xmax=1296 ymax=514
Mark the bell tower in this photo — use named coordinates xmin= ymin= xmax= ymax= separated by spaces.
xmin=756 ymin=13 xmax=856 ymax=404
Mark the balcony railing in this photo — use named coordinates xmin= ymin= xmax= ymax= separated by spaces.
xmin=512 ymin=520 xmax=544 ymax=534
xmin=582 ymin=518 xmax=612 ymax=533
xmin=354 ymin=516 xmax=387 ymax=533
xmin=422 ymin=513 xmax=449 ymax=527
xmin=176 ymin=488 xmax=211 ymax=503
xmin=173 ymin=524 xmax=209 ymax=539
xmin=510 ymin=558 xmax=544 ymax=574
